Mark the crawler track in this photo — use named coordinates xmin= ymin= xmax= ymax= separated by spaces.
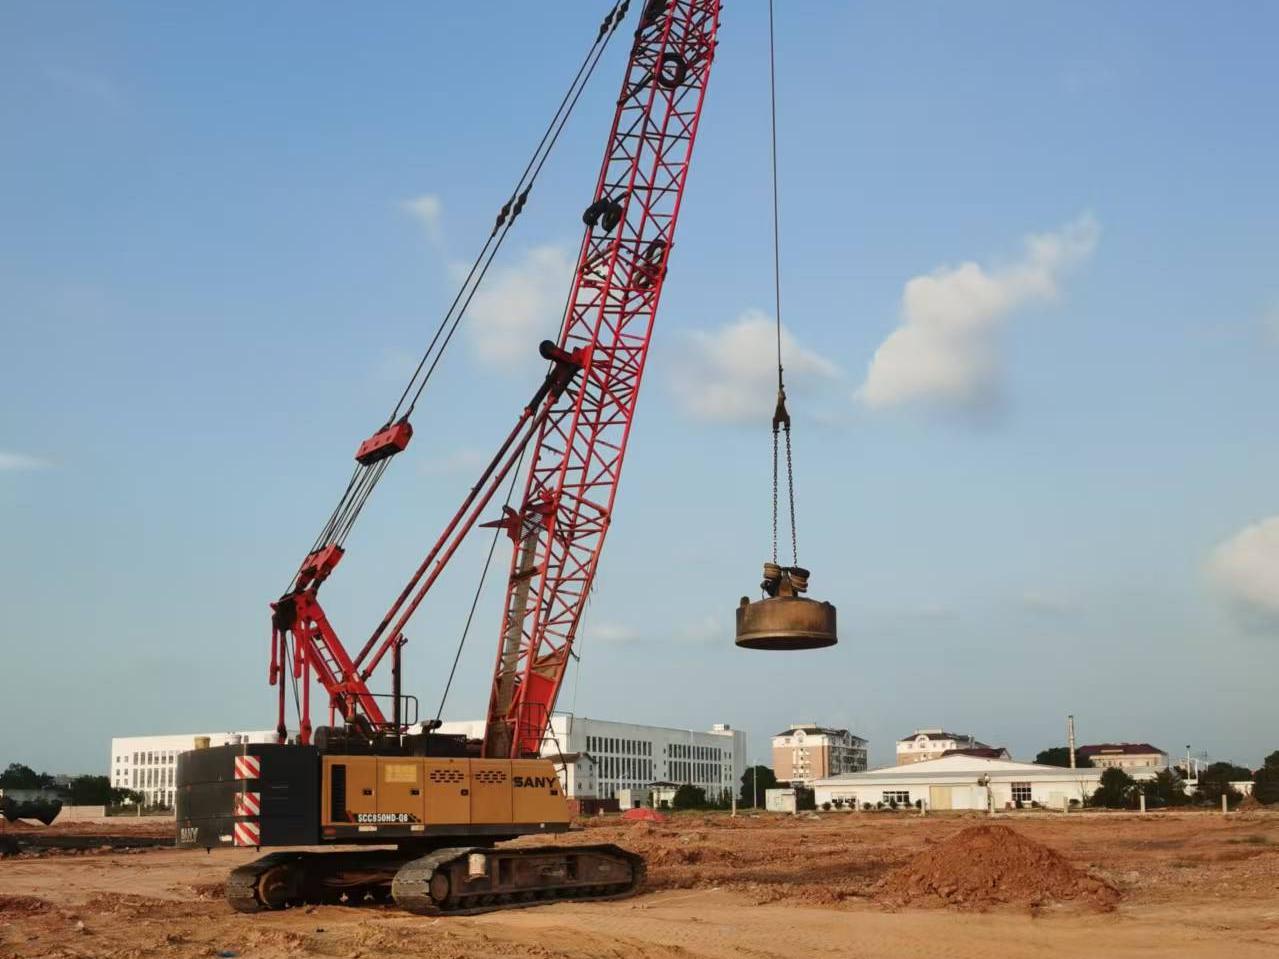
xmin=390 ymin=844 xmax=645 ymax=916
xmin=224 ymin=844 xmax=644 ymax=915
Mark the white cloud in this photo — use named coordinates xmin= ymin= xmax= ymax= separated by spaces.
xmin=589 ymin=621 xmax=641 ymax=646
xmin=1207 ymin=516 xmax=1279 ymax=628
xmin=678 ymin=614 xmax=727 ymax=646
xmin=419 ymin=448 xmax=488 ymax=476
xmin=1022 ymin=590 xmax=1074 ymax=616
xmin=857 ymin=214 xmax=1100 ymax=412
xmin=462 ymin=245 xmax=574 ymax=368
xmin=672 ymin=310 xmax=839 ymax=423
xmin=0 ymin=451 xmax=51 ymax=471
xmin=1263 ymin=301 xmax=1279 ymax=346
xmin=402 ymin=194 xmax=444 ymax=244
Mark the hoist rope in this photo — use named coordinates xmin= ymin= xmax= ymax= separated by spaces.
xmin=767 ymin=0 xmax=799 ymax=569
xmin=299 ymin=2 xmax=629 ymax=572
xmin=433 ymin=446 xmax=529 ymax=725
xmin=400 ymin=1 xmax=629 ymax=419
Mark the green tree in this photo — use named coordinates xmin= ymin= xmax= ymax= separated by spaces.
xmin=0 ymin=763 xmax=46 ymax=789
xmin=67 ymin=776 xmax=115 ymax=805
xmin=1196 ymin=762 xmax=1247 ymax=808
xmin=1035 ymin=747 xmax=1093 ymax=768
xmin=1091 ymin=767 xmax=1136 ymax=808
xmin=739 ymin=765 xmax=779 ymax=806
xmin=1253 ymin=765 xmax=1279 ymax=805
xmin=671 ymin=784 xmax=706 ymax=810
xmin=1141 ymin=768 xmax=1190 ymax=808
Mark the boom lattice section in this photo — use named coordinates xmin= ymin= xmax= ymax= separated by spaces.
xmin=485 ymin=0 xmax=723 ymax=758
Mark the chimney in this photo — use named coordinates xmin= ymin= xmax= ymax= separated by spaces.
xmin=1067 ymin=714 xmax=1077 ymax=769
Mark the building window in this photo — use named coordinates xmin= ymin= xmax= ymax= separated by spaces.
xmin=882 ymin=790 xmax=910 ymax=805
xmin=1011 ymin=782 xmax=1032 ymax=804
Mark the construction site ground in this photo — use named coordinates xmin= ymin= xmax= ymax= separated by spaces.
xmin=2 ymin=809 xmax=1277 ymax=958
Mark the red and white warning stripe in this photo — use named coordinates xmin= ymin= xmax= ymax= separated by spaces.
xmin=233 ymin=755 xmax=261 ymax=780
xmin=233 ymin=791 xmax=261 ymax=817
xmin=233 ymin=820 xmax=260 ymax=847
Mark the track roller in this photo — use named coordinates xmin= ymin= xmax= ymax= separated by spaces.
xmin=391 ymin=844 xmax=645 ymax=916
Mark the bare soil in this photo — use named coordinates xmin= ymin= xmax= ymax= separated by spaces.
xmin=1 ymin=810 xmax=1277 ymax=958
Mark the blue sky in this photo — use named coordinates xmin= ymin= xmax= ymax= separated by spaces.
xmin=2 ymin=2 xmax=1277 ymax=774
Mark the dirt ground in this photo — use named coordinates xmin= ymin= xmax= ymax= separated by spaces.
xmin=2 ymin=810 xmax=1278 ymax=958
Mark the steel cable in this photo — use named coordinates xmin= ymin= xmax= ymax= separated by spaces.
xmin=766 ymin=0 xmax=799 ymax=568
xmin=296 ymin=2 xmax=629 ymax=577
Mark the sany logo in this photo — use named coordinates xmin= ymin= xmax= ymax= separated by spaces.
xmin=513 ymin=776 xmax=559 ymax=789
xmin=179 ymin=826 xmax=199 ymax=844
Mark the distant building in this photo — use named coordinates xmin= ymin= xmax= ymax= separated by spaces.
xmin=648 ymin=782 xmax=680 ymax=808
xmin=435 ymin=716 xmax=745 ymax=804
xmin=896 ymin=729 xmax=990 ymax=765
xmin=771 ymin=724 xmax=868 ymax=785
xmin=109 ymin=730 xmax=284 ymax=808
xmin=941 ymin=746 xmax=1011 ymax=761
xmin=1077 ymin=743 xmax=1167 ymax=770
xmin=765 ymin=787 xmax=797 ymax=813
xmin=814 ymin=754 xmax=1104 ymax=810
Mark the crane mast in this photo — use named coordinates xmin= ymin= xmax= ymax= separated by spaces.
xmin=485 ymin=1 xmax=721 ymax=758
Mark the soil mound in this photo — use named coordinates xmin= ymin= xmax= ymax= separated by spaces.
xmin=622 ymin=808 xmax=668 ymax=823
xmin=876 ymin=824 xmax=1119 ymax=911
xmin=0 ymin=895 xmax=54 ymax=917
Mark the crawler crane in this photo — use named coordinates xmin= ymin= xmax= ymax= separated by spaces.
xmin=176 ymin=0 xmax=723 ymax=914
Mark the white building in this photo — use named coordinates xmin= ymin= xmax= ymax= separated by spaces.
xmin=896 ymin=728 xmax=990 ymax=765
xmin=814 ymin=754 xmax=1104 ymax=811
xmin=1077 ymin=742 xmax=1168 ymax=770
xmin=109 ymin=730 xmax=283 ymax=808
xmin=771 ymin=724 xmax=868 ymax=784
xmin=764 ymin=788 xmax=797 ymax=813
xmin=434 ymin=716 xmax=746 ymax=805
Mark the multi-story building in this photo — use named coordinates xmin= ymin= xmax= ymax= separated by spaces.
xmin=435 ymin=716 xmax=745 ymax=805
xmin=1077 ymin=743 xmax=1167 ymax=771
xmin=771 ymin=723 xmax=868 ymax=784
xmin=896 ymin=728 xmax=990 ymax=765
xmin=109 ymin=730 xmax=284 ymax=808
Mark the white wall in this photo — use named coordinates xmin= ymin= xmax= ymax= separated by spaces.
xmin=816 ymin=776 xmax=1097 ymax=810
xmin=433 ymin=716 xmax=746 ymax=802
xmin=109 ymin=730 xmax=283 ymax=807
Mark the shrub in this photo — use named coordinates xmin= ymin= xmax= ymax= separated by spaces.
xmin=821 ymin=801 xmax=832 ymax=811
xmin=1092 ymin=767 xmax=1137 ymax=809
xmin=672 ymin=784 xmax=707 ymax=810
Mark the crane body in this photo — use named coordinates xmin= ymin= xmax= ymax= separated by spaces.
xmin=175 ymin=0 xmax=722 ymax=915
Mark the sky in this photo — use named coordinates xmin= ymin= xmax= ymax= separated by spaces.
xmin=2 ymin=2 xmax=1277 ymax=775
